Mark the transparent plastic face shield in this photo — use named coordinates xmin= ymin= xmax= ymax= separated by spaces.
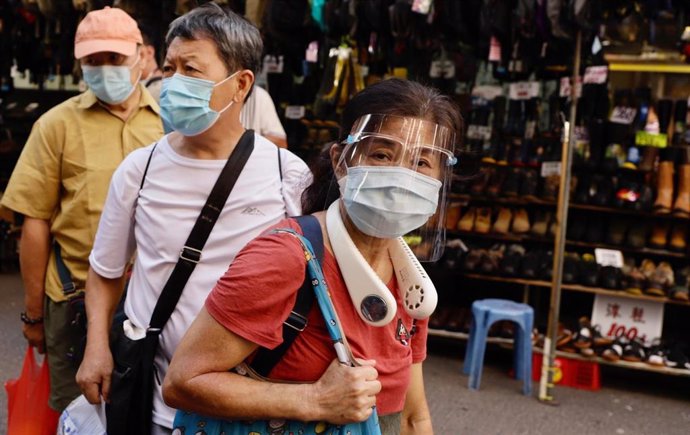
xmin=334 ymin=114 xmax=457 ymax=261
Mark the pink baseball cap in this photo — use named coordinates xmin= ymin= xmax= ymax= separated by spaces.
xmin=74 ymin=7 xmax=143 ymax=59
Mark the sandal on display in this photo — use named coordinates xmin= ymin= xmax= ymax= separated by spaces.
xmin=592 ymin=324 xmax=614 ymax=347
xmin=664 ymin=344 xmax=690 ymax=370
xmin=463 ymin=249 xmax=486 ymax=271
xmin=645 ymin=338 xmax=667 ymax=367
xmin=572 ymin=317 xmax=594 ymax=349
xmin=602 ymin=338 xmax=627 ymax=362
xmin=622 ymin=338 xmax=647 ymax=362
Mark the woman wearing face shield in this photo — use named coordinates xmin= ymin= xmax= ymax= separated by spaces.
xmin=76 ymin=4 xmax=310 ymax=435
xmin=163 ymin=78 xmax=462 ymax=435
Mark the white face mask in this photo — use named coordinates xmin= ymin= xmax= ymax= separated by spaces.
xmin=338 ymin=166 xmax=442 ymax=239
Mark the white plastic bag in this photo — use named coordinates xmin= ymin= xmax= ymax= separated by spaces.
xmin=57 ymin=394 xmax=106 ymax=435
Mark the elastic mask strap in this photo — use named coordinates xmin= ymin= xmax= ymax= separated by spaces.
xmin=213 ymin=70 xmax=241 ymax=115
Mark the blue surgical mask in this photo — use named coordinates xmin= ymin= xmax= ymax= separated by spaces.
xmin=159 ymin=71 xmax=239 ymax=136
xmin=82 ymin=59 xmax=140 ymax=105
xmin=338 ymin=166 xmax=442 ymax=239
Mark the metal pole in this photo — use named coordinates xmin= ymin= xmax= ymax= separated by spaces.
xmin=538 ymin=30 xmax=582 ymax=403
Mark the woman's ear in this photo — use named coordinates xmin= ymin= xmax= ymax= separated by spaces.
xmin=235 ymin=70 xmax=255 ymax=103
xmin=330 ymin=142 xmax=345 ymax=179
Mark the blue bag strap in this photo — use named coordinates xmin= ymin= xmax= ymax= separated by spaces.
xmin=54 ymin=243 xmax=78 ymax=297
xmin=249 ymin=215 xmax=323 ymax=377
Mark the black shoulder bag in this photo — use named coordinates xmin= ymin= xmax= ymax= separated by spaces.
xmin=106 ymin=130 xmax=255 ymax=435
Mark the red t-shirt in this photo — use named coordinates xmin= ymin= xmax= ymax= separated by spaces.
xmin=206 ymin=218 xmax=428 ymax=415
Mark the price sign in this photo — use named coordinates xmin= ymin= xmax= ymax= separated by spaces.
xmin=509 ymin=81 xmax=540 ymax=100
xmin=610 ymin=106 xmax=637 ymax=125
xmin=305 ymin=41 xmax=319 ymax=63
xmin=540 ymin=161 xmax=561 ymax=177
xmin=263 ymin=55 xmax=284 ymax=74
xmin=411 ymin=0 xmax=432 ymax=14
xmin=489 ymin=36 xmax=501 ymax=62
xmin=472 ymin=85 xmax=504 ymax=100
xmin=635 ymin=131 xmax=668 ymax=148
xmin=591 ymin=294 xmax=664 ymax=345
xmin=559 ymin=76 xmax=582 ymax=98
xmin=284 ymin=105 xmax=306 ymax=120
xmin=594 ymin=248 xmax=624 ymax=268
xmin=584 ymin=66 xmax=608 ymax=84
xmin=466 ymin=125 xmax=492 ymax=140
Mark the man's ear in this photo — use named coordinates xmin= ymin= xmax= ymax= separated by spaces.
xmin=234 ymin=70 xmax=255 ymax=103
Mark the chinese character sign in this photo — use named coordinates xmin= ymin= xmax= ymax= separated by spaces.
xmin=591 ymin=295 xmax=663 ymax=344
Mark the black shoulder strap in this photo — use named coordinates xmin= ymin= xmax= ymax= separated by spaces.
xmin=250 ymin=214 xmax=323 ymax=377
xmin=139 ymin=144 xmax=157 ymax=191
xmin=147 ymin=130 xmax=255 ymax=333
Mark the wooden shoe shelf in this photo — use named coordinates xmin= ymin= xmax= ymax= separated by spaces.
xmin=426 ymin=329 xmax=690 ymax=378
xmin=450 ymin=229 xmax=688 ymax=260
xmin=450 ymin=193 xmax=690 ymax=222
xmin=457 ymin=272 xmax=690 ymax=307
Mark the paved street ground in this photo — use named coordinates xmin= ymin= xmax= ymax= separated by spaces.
xmin=1 ymin=271 xmax=689 ymax=434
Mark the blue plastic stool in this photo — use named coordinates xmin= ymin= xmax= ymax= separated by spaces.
xmin=462 ymin=298 xmax=534 ymax=395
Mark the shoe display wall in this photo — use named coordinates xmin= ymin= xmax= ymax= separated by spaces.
xmin=431 ymin=41 xmax=690 ymax=382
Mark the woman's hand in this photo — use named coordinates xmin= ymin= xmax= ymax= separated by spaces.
xmin=309 ymin=358 xmax=382 ymax=424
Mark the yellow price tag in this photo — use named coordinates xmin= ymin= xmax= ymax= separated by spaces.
xmin=403 ymin=235 xmax=422 ymax=246
xmin=635 ymin=131 xmax=668 ymax=148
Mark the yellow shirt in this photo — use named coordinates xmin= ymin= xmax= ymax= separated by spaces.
xmin=1 ymin=84 xmax=163 ymax=302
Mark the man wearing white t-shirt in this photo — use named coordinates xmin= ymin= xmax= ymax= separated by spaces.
xmin=240 ymin=85 xmax=288 ymax=148
xmin=75 ymin=6 xmax=311 ymax=435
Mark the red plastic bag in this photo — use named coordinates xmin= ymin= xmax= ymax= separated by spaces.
xmin=5 ymin=347 xmax=60 ymax=435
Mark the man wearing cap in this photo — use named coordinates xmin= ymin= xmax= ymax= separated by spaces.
xmin=1 ymin=6 xmax=162 ymax=412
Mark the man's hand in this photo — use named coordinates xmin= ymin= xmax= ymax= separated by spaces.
xmin=22 ymin=323 xmax=45 ymax=353
xmin=76 ymin=345 xmax=114 ymax=404
xmin=309 ymin=358 xmax=381 ymax=424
